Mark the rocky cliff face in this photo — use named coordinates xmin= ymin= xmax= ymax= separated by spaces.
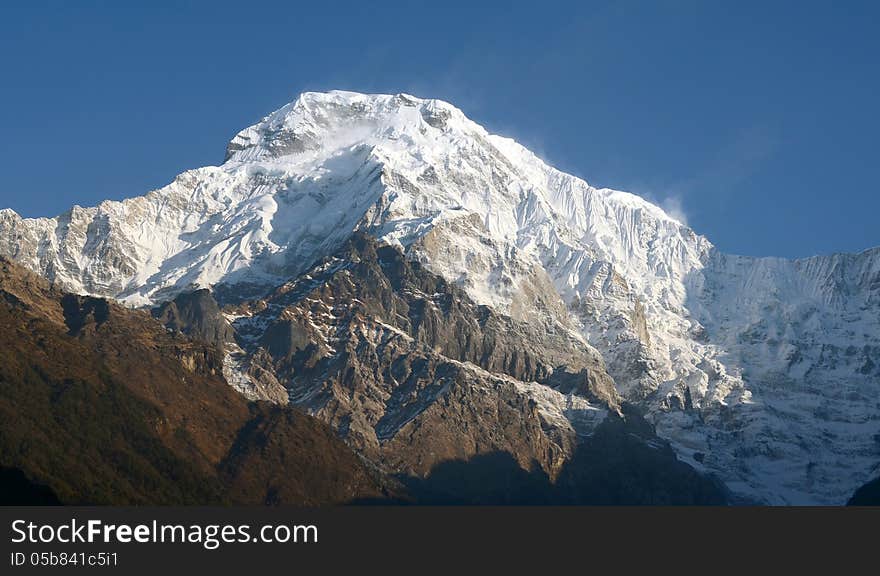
xmin=223 ymin=233 xmax=616 ymax=478
xmin=153 ymin=289 xmax=235 ymax=348
xmin=1 ymin=90 xmax=878 ymax=503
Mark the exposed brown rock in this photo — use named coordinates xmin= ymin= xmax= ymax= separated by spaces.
xmin=227 ymin=234 xmax=620 ymax=479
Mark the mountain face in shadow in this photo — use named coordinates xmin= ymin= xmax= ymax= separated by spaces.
xmin=396 ymin=406 xmax=728 ymax=505
xmin=554 ymin=406 xmax=728 ymax=505
xmin=848 ymin=476 xmax=880 ymax=505
xmin=400 ymin=452 xmax=556 ymax=505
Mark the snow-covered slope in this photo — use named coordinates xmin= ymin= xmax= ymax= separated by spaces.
xmin=1 ymin=90 xmax=878 ymax=504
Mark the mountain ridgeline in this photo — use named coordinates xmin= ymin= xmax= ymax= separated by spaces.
xmin=0 ymin=91 xmax=878 ymax=504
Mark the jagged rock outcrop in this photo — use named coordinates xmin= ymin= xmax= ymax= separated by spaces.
xmin=226 ymin=233 xmax=616 ymax=478
xmin=153 ymin=289 xmax=235 ymax=348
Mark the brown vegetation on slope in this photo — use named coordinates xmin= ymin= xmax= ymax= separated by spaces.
xmin=0 ymin=257 xmax=382 ymax=505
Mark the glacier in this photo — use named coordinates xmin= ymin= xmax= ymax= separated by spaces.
xmin=1 ymin=90 xmax=878 ymax=504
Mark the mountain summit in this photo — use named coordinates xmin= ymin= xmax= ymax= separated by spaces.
xmin=1 ymin=91 xmax=878 ymax=504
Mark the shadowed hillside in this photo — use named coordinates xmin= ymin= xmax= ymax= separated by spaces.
xmin=848 ymin=476 xmax=880 ymax=506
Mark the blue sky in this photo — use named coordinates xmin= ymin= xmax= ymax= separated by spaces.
xmin=0 ymin=0 xmax=877 ymax=258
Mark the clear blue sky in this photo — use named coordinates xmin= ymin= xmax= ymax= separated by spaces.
xmin=1 ymin=1 xmax=877 ymax=258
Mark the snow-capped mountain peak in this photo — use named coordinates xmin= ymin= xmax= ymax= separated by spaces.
xmin=225 ymin=91 xmax=475 ymax=162
xmin=1 ymin=90 xmax=878 ymax=505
